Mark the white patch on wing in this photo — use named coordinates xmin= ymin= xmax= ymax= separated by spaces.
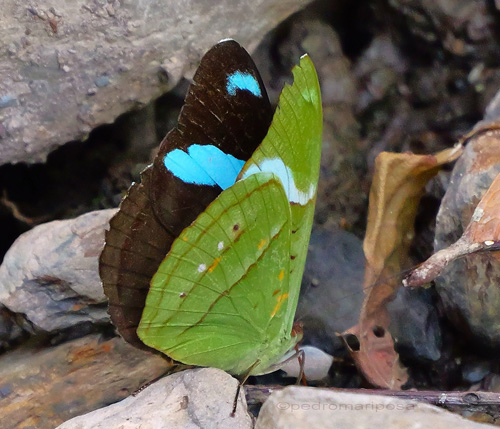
xmin=241 ymin=158 xmax=315 ymax=205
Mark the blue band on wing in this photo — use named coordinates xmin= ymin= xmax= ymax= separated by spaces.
xmin=163 ymin=144 xmax=245 ymax=190
xmin=226 ymin=72 xmax=262 ymax=97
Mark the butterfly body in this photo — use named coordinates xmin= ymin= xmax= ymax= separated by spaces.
xmin=100 ymin=40 xmax=322 ymax=377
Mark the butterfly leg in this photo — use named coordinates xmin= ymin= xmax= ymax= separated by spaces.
xmin=231 ymin=359 xmax=261 ymax=417
xmin=257 ymin=347 xmax=307 ymax=385
xmin=295 ymin=346 xmax=306 ymax=386
xmin=274 ymin=346 xmax=306 ymax=385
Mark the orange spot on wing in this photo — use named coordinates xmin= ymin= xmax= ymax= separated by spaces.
xmin=182 ymin=236 xmax=188 ymax=242
xmin=271 ymin=293 xmax=289 ymax=317
xmin=279 ymin=269 xmax=284 ymax=281
xmin=273 ymin=289 xmax=281 ymax=296
xmin=257 ymin=239 xmax=266 ymax=250
xmin=208 ymin=257 xmax=221 ymax=273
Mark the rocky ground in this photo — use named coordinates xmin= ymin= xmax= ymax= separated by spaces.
xmin=2 ymin=0 xmax=500 ymax=427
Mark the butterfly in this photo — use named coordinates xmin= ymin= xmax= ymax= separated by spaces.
xmin=100 ymin=39 xmax=322 ymax=377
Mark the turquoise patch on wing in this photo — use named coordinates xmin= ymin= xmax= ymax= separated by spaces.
xmin=226 ymin=72 xmax=262 ymax=97
xmin=163 ymin=144 xmax=245 ymax=190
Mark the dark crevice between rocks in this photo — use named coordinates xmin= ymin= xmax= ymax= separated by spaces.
xmin=0 ymin=306 xmax=31 ymax=353
xmin=332 ymin=0 xmax=376 ymax=60
xmin=0 ymin=135 xmax=118 ymax=264
xmin=0 ymin=205 xmax=30 ymax=266
xmin=48 ymin=320 xmax=115 ymax=348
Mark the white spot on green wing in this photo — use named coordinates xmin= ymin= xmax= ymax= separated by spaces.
xmin=242 ymin=158 xmax=316 ymax=205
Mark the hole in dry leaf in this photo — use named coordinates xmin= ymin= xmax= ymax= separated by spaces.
xmin=343 ymin=334 xmax=360 ymax=351
xmin=372 ymin=326 xmax=385 ymax=337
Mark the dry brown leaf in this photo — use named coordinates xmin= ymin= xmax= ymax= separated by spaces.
xmin=404 ymin=170 xmax=500 ymax=287
xmin=342 ymin=145 xmax=463 ymax=389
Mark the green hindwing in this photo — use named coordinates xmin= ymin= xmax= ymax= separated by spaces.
xmin=239 ymin=54 xmax=322 ymax=346
xmin=137 ymin=55 xmax=322 ymax=376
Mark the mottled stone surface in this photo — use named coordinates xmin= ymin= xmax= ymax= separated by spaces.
xmin=434 ymin=130 xmax=500 ymax=346
xmin=57 ymin=368 xmax=252 ymax=429
xmin=0 ymin=0 xmax=313 ymax=165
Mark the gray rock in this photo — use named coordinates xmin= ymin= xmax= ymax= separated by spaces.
xmin=57 ymin=368 xmax=253 ymax=429
xmin=0 ymin=0 xmax=314 ymax=165
xmin=433 ymin=132 xmax=500 ymax=346
xmin=387 ymin=287 xmax=442 ymax=361
xmin=0 ymin=209 xmax=116 ymax=331
xmin=296 ymin=227 xmax=365 ymax=355
xmin=255 ymin=386 xmax=497 ymax=429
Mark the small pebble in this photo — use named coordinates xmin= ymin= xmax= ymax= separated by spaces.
xmin=0 ymin=95 xmax=17 ymax=108
xmin=95 ymin=75 xmax=110 ymax=87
